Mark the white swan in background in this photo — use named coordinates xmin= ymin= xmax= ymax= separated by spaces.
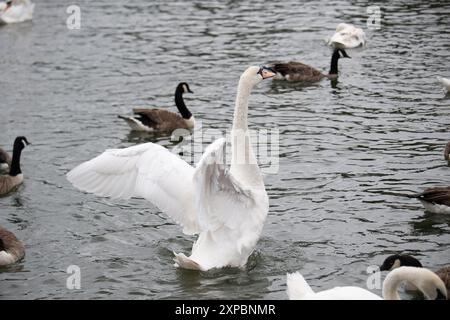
xmin=437 ymin=76 xmax=450 ymax=92
xmin=287 ymin=267 xmax=447 ymax=300
xmin=67 ymin=66 xmax=275 ymax=271
xmin=0 ymin=0 xmax=34 ymax=25
xmin=328 ymin=23 xmax=366 ymax=49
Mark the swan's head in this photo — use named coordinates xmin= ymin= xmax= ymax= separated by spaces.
xmin=409 ymin=268 xmax=448 ymax=300
xmin=13 ymin=136 xmax=30 ymax=151
xmin=240 ymin=66 xmax=276 ymax=87
xmin=177 ymin=82 xmax=193 ymax=94
xmin=380 ymin=254 xmax=423 ymax=271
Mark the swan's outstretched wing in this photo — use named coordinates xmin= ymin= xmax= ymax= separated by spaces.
xmin=193 ymin=138 xmax=256 ymax=232
xmin=67 ymin=142 xmax=199 ymax=235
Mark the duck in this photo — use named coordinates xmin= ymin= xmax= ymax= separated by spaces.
xmin=380 ymin=254 xmax=450 ymax=297
xmin=0 ymin=0 xmax=34 ymax=25
xmin=0 ymin=147 xmax=11 ymax=173
xmin=409 ymin=186 xmax=450 ymax=214
xmin=118 ymin=82 xmax=195 ymax=133
xmin=445 ymin=141 xmax=450 ymax=162
xmin=287 ymin=266 xmax=447 ymax=300
xmin=437 ymin=77 xmax=450 ymax=92
xmin=0 ymin=136 xmax=30 ymax=196
xmin=328 ymin=23 xmax=366 ymax=49
xmin=0 ymin=225 xmax=25 ymax=266
xmin=67 ymin=66 xmax=276 ymax=271
xmin=269 ymin=48 xmax=350 ymax=83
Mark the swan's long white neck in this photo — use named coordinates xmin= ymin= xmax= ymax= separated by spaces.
xmin=382 ymin=267 xmax=440 ymax=300
xmin=230 ymin=74 xmax=263 ymax=187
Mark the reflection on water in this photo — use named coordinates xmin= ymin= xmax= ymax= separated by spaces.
xmin=0 ymin=0 xmax=449 ymax=299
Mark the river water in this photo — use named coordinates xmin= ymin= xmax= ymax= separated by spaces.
xmin=0 ymin=0 xmax=449 ymax=299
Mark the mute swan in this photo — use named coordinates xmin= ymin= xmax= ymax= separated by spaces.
xmin=0 ymin=147 xmax=11 ymax=173
xmin=0 ymin=0 xmax=34 ymax=25
xmin=409 ymin=186 xmax=450 ymax=214
xmin=0 ymin=225 xmax=25 ymax=266
xmin=328 ymin=23 xmax=366 ymax=49
xmin=269 ymin=49 xmax=350 ymax=82
xmin=67 ymin=66 xmax=276 ymax=271
xmin=437 ymin=77 xmax=450 ymax=92
xmin=287 ymin=267 xmax=447 ymax=300
xmin=118 ymin=82 xmax=195 ymax=133
xmin=380 ymin=254 xmax=450 ymax=297
xmin=0 ymin=136 xmax=30 ymax=197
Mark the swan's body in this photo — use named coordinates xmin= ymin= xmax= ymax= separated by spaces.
xmin=287 ymin=267 xmax=447 ymax=300
xmin=380 ymin=254 xmax=450 ymax=298
xmin=0 ymin=136 xmax=29 ymax=196
xmin=437 ymin=77 xmax=450 ymax=91
xmin=286 ymin=272 xmax=381 ymax=300
xmin=270 ymin=49 xmax=350 ymax=82
xmin=67 ymin=66 xmax=275 ymax=271
xmin=412 ymin=186 xmax=450 ymax=214
xmin=0 ymin=148 xmax=11 ymax=173
xmin=118 ymin=82 xmax=195 ymax=133
xmin=0 ymin=0 xmax=34 ymax=25
xmin=328 ymin=23 xmax=366 ymax=49
xmin=0 ymin=225 xmax=25 ymax=266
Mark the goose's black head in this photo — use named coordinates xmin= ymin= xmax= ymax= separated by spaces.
xmin=13 ymin=136 xmax=30 ymax=152
xmin=380 ymin=254 xmax=423 ymax=271
xmin=177 ymin=82 xmax=193 ymax=94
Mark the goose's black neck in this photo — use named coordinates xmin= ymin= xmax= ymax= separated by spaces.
xmin=0 ymin=238 xmax=4 ymax=251
xmin=329 ymin=50 xmax=340 ymax=75
xmin=9 ymin=144 xmax=23 ymax=177
xmin=175 ymin=86 xmax=192 ymax=120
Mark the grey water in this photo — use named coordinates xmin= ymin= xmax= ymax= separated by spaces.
xmin=0 ymin=0 xmax=449 ymax=299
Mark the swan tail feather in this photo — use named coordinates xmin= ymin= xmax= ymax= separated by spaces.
xmin=286 ymin=272 xmax=315 ymax=300
xmin=173 ymin=252 xmax=203 ymax=271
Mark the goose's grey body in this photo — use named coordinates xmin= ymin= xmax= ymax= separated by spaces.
xmin=0 ymin=148 xmax=11 ymax=172
xmin=0 ymin=225 xmax=25 ymax=266
xmin=270 ymin=49 xmax=350 ymax=83
xmin=0 ymin=136 xmax=29 ymax=197
xmin=413 ymin=186 xmax=450 ymax=214
xmin=119 ymin=82 xmax=195 ymax=133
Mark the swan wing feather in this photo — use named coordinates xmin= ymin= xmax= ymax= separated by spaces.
xmin=67 ymin=142 xmax=199 ymax=235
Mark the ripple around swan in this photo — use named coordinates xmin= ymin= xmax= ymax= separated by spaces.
xmin=0 ymin=0 xmax=449 ymax=299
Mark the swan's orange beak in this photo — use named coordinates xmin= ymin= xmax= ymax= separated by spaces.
xmin=259 ymin=66 xmax=276 ymax=79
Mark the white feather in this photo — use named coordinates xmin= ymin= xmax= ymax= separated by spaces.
xmin=328 ymin=23 xmax=366 ymax=49
xmin=0 ymin=0 xmax=34 ymax=24
xmin=437 ymin=76 xmax=450 ymax=91
xmin=287 ymin=272 xmax=382 ymax=300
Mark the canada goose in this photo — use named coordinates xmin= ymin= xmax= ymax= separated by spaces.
xmin=67 ymin=66 xmax=275 ymax=271
xmin=380 ymin=254 xmax=450 ymax=297
xmin=0 ymin=225 xmax=25 ymax=266
xmin=409 ymin=186 xmax=450 ymax=214
xmin=328 ymin=23 xmax=366 ymax=49
xmin=437 ymin=77 xmax=450 ymax=92
xmin=0 ymin=147 xmax=11 ymax=173
xmin=269 ymin=48 xmax=350 ymax=82
xmin=445 ymin=141 xmax=450 ymax=162
xmin=0 ymin=136 xmax=30 ymax=196
xmin=118 ymin=82 xmax=195 ymax=133
xmin=0 ymin=0 xmax=34 ymax=24
xmin=287 ymin=267 xmax=447 ymax=300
